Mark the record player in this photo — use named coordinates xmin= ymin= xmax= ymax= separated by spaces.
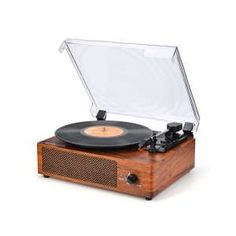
xmin=37 ymin=39 xmax=200 ymax=200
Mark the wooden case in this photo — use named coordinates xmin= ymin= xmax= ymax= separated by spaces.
xmin=37 ymin=136 xmax=195 ymax=200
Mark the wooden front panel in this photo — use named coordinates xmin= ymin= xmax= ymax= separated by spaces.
xmin=37 ymin=142 xmax=152 ymax=197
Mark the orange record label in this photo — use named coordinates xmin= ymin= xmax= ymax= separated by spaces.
xmin=83 ymin=125 xmax=126 ymax=138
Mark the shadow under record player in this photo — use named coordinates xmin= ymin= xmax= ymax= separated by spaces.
xmin=37 ymin=39 xmax=200 ymax=200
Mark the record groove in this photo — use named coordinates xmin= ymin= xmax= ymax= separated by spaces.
xmin=55 ymin=120 xmax=152 ymax=149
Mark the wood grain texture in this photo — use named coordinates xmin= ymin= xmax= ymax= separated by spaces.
xmin=37 ymin=136 xmax=195 ymax=199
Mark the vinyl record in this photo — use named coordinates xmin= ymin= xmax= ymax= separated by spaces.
xmin=55 ymin=120 xmax=152 ymax=149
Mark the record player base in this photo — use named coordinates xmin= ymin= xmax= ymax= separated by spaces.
xmin=37 ymin=137 xmax=195 ymax=200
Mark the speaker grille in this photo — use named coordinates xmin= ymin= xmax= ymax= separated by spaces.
xmin=42 ymin=147 xmax=117 ymax=187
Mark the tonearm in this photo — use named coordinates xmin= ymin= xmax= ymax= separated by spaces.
xmin=139 ymin=122 xmax=194 ymax=153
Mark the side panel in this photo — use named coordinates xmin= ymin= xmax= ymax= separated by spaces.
xmin=37 ymin=143 xmax=43 ymax=174
xmin=152 ymin=138 xmax=195 ymax=196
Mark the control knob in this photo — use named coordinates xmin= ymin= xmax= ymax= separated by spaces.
xmin=127 ymin=174 xmax=138 ymax=184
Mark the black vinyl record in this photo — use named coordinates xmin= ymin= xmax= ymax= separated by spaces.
xmin=55 ymin=120 xmax=152 ymax=149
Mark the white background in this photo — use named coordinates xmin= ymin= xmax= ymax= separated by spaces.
xmin=0 ymin=1 xmax=235 ymax=235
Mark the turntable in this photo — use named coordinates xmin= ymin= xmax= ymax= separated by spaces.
xmin=37 ymin=39 xmax=200 ymax=200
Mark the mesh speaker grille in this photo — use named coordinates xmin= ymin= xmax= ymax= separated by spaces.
xmin=42 ymin=147 xmax=117 ymax=187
